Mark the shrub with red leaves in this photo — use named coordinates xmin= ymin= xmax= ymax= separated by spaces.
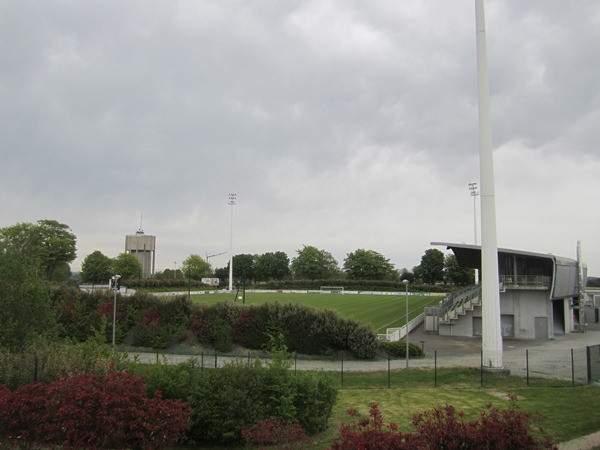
xmin=0 ymin=371 xmax=192 ymax=449
xmin=329 ymin=396 xmax=557 ymax=450
xmin=242 ymin=417 xmax=315 ymax=449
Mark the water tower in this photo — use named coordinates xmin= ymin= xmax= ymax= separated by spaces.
xmin=125 ymin=228 xmax=156 ymax=278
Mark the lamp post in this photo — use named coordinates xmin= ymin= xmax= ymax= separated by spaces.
xmin=402 ymin=279 xmax=409 ymax=369
xmin=468 ymin=182 xmax=479 ymax=245
xmin=228 ymin=193 xmax=237 ymax=291
xmin=111 ymin=275 xmax=121 ymax=346
xmin=469 ymin=182 xmax=480 ymax=284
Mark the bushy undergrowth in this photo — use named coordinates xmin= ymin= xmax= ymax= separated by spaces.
xmin=52 ymin=287 xmax=378 ymax=357
xmin=0 ymin=371 xmax=191 ymax=449
xmin=127 ymin=355 xmax=337 ymax=445
xmin=192 ymin=301 xmax=378 ymax=358
xmin=378 ymin=340 xmax=424 ymax=358
xmin=329 ymin=397 xmax=556 ymax=449
xmin=0 ymin=338 xmax=125 ymax=389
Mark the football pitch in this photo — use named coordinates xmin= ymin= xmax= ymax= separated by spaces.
xmin=189 ymin=291 xmax=443 ymax=334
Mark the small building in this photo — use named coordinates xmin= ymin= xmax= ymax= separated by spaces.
xmin=125 ymin=229 xmax=156 ymax=278
xmin=425 ymin=242 xmax=594 ymax=339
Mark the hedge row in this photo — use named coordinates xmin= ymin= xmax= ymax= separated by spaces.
xmin=51 ymin=287 xmax=378 ymax=358
xmin=190 ymin=301 xmax=379 ymax=358
xmin=128 ymin=357 xmax=337 ymax=445
xmin=121 ymin=277 xmax=451 ymax=293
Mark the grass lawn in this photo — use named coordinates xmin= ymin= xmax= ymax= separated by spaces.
xmin=312 ymin=368 xmax=600 ymax=448
xmin=188 ymin=292 xmax=442 ymax=333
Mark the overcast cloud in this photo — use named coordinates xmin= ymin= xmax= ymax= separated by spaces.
xmin=1 ymin=1 xmax=599 ymax=275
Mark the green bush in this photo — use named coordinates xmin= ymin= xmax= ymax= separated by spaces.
xmin=145 ymin=358 xmax=336 ymax=444
xmin=0 ymin=339 xmax=125 ymax=389
xmin=378 ymin=339 xmax=424 ymax=358
xmin=346 ymin=321 xmax=378 ymax=359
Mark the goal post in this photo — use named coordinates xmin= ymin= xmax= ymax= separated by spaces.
xmin=320 ymin=286 xmax=345 ymax=294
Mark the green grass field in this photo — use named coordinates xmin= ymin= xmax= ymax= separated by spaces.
xmin=189 ymin=291 xmax=443 ymax=334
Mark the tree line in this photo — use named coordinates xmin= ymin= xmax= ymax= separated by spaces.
xmin=0 ymin=219 xmax=474 ymax=288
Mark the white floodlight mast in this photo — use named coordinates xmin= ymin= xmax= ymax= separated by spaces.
xmin=228 ymin=193 xmax=237 ymax=291
xmin=475 ymin=0 xmax=503 ymax=368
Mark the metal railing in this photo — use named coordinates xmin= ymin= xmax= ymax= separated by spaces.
xmin=500 ymin=275 xmax=551 ymax=289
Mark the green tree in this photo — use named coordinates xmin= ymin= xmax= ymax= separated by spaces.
xmin=254 ymin=251 xmax=291 ymax=281
xmin=0 ymin=219 xmax=76 ymax=281
xmin=112 ymin=253 xmax=142 ymax=279
xmin=231 ymin=254 xmax=256 ymax=281
xmin=343 ymin=249 xmax=395 ymax=280
xmin=291 ymin=245 xmax=339 ymax=280
xmin=0 ymin=248 xmax=56 ymax=349
xmin=182 ymin=254 xmax=212 ymax=281
xmin=399 ymin=268 xmax=415 ymax=283
xmin=444 ymin=254 xmax=475 ymax=286
xmin=81 ymin=251 xmax=113 ymax=284
xmin=417 ymin=249 xmax=445 ymax=284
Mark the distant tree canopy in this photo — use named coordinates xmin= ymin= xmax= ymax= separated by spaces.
xmin=112 ymin=253 xmax=142 ymax=279
xmin=231 ymin=254 xmax=256 ymax=280
xmin=415 ymin=248 xmax=445 ymax=284
xmin=291 ymin=245 xmax=339 ymax=280
xmin=254 ymin=251 xmax=290 ymax=281
xmin=182 ymin=254 xmax=212 ymax=280
xmin=80 ymin=250 xmax=113 ymax=284
xmin=0 ymin=219 xmax=76 ymax=281
xmin=343 ymin=249 xmax=396 ymax=281
xmin=444 ymin=254 xmax=475 ymax=286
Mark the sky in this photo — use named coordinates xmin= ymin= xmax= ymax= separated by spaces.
xmin=1 ymin=1 xmax=599 ymax=276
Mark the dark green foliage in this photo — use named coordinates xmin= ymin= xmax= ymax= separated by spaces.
xmin=185 ymin=360 xmax=336 ymax=444
xmin=226 ymin=302 xmax=377 ymax=358
xmin=128 ymin=358 xmax=335 ymax=445
xmin=378 ymin=340 xmax=424 ymax=358
xmin=190 ymin=302 xmax=241 ymax=352
xmin=0 ymin=219 xmax=76 ymax=281
xmin=0 ymin=249 xmax=57 ymax=350
xmin=343 ymin=249 xmax=396 ymax=280
xmin=0 ymin=339 xmax=125 ymax=389
xmin=130 ymin=294 xmax=192 ymax=350
xmin=80 ymin=250 xmax=113 ymax=284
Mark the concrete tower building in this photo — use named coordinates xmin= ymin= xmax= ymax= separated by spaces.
xmin=125 ymin=228 xmax=156 ymax=278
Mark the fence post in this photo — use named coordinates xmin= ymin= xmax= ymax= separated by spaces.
xmin=294 ymin=352 xmax=298 ymax=373
xmin=480 ymin=350 xmax=483 ymax=387
xmin=201 ymin=352 xmax=204 ymax=371
xmin=434 ymin=351 xmax=437 ymax=387
xmin=388 ymin=353 xmax=391 ymax=389
xmin=214 ymin=352 xmax=218 ymax=368
xmin=341 ymin=351 xmax=344 ymax=388
xmin=34 ymin=354 xmax=38 ymax=383
xmin=571 ymin=348 xmax=575 ymax=387
xmin=586 ymin=346 xmax=592 ymax=384
xmin=526 ymin=349 xmax=529 ymax=386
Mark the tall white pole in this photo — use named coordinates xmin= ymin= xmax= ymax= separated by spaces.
xmin=403 ymin=279 xmax=409 ymax=369
xmin=228 ymin=193 xmax=236 ymax=291
xmin=475 ymin=0 xmax=503 ymax=368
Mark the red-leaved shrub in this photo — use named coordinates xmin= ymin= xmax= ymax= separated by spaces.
xmin=329 ymin=396 xmax=557 ymax=450
xmin=242 ymin=417 xmax=315 ymax=449
xmin=0 ymin=371 xmax=192 ymax=449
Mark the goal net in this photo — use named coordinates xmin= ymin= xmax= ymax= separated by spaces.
xmin=320 ymin=286 xmax=344 ymax=294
